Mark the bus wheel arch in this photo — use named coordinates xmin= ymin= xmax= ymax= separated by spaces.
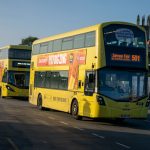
xmin=37 ymin=93 xmax=43 ymax=110
xmin=71 ymin=98 xmax=82 ymax=120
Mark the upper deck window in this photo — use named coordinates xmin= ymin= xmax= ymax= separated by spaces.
xmin=103 ymin=24 xmax=146 ymax=49
xmin=0 ymin=49 xmax=8 ymax=59
xmin=32 ymin=31 xmax=95 ymax=55
xmin=53 ymin=39 xmax=62 ymax=52
xmin=32 ymin=44 xmax=40 ymax=55
xmin=62 ymin=37 xmax=73 ymax=50
xmin=74 ymin=34 xmax=85 ymax=49
xmin=0 ymin=48 xmax=31 ymax=60
xmin=85 ymin=31 xmax=95 ymax=47
xmin=40 ymin=42 xmax=49 ymax=54
xmin=9 ymin=49 xmax=31 ymax=60
xmin=47 ymin=41 xmax=53 ymax=53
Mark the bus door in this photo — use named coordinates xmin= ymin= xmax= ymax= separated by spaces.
xmin=83 ymin=71 xmax=95 ymax=116
xmin=84 ymin=71 xmax=95 ymax=95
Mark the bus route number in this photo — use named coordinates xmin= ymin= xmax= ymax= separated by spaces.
xmin=132 ymin=55 xmax=140 ymax=62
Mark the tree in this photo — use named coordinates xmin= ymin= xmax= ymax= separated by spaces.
xmin=20 ymin=36 xmax=38 ymax=46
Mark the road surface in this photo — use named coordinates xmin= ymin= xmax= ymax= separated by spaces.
xmin=0 ymin=98 xmax=150 ymax=150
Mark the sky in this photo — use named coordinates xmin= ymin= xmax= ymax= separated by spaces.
xmin=0 ymin=0 xmax=149 ymax=47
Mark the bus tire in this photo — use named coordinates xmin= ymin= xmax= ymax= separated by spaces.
xmin=71 ymin=99 xmax=82 ymax=120
xmin=37 ymin=94 xmax=43 ymax=110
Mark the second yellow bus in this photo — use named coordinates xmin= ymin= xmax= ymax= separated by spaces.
xmin=0 ymin=45 xmax=31 ymax=98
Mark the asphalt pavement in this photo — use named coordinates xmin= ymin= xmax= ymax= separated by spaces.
xmin=0 ymin=98 xmax=150 ymax=150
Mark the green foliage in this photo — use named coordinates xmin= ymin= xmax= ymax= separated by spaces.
xmin=21 ymin=36 xmax=38 ymax=46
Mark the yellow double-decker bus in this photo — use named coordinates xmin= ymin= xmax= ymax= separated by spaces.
xmin=0 ymin=45 xmax=31 ymax=98
xmin=29 ymin=22 xmax=149 ymax=120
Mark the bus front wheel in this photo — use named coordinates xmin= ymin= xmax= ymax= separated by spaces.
xmin=37 ymin=95 xmax=43 ymax=110
xmin=71 ymin=100 xmax=82 ymax=120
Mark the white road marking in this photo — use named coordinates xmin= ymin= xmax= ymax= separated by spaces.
xmin=6 ymin=138 xmax=19 ymax=150
xmin=116 ymin=142 xmax=131 ymax=149
xmin=35 ymin=119 xmax=49 ymax=126
xmin=42 ymin=140 xmax=48 ymax=144
xmin=60 ymin=121 xmax=68 ymax=125
xmin=0 ymin=119 xmax=20 ymax=123
xmin=92 ymin=133 xmax=105 ymax=139
xmin=73 ymin=127 xmax=84 ymax=131
xmin=48 ymin=116 xmax=56 ymax=120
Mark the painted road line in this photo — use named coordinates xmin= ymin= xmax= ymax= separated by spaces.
xmin=116 ymin=142 xmax=130 ymax=149
xmin=42 ymin=140 xmax=48 ymax=144
xmin=48 ymin=116 xmax=56 ymax=120
xmin=0 ymin=119 xmax=20 ymax=123
xmin=73 ymin=126 xmax=84 ymax=131
xmin=35 ymin=119 xmax=50 ymax=126
xmin=92 ymin=133 xmax=105 ymax=139
xmin=60 ymin=121 xmax=69 ymax=125
xmin=6 ymin=138 xmax=19 ymax=150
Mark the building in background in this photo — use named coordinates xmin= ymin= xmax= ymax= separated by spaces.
xmin=137 ymin=15 xmax=150 ymax=40
xmin=137 ymin=15 xmax=150 ymax=95
xmin=137 ymin=15 xmax=150 ymax=67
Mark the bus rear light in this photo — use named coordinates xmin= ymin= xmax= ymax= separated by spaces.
xmin=96 ymin=96 xmax=106 ymax=106
xmin=6 ymin=85 xmax=15 ymax=92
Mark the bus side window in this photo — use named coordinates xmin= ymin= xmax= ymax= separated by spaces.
xmin=84 ymin=71 xmax=95 ymax=96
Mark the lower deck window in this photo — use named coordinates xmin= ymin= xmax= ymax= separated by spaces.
xmin=34 ymin=71 xmax=68 ymax=90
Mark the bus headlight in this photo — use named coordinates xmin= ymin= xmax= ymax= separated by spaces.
xmin=96 ymin=96 xmax=106 ymax=105
xmin=6 ymin=85 xmax=15 ymax=92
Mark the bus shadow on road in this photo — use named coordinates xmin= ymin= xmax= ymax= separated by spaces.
xmin=85 ymin=117 xmax=150 ymax=131
xmin=1 ymin=96 xmax=29 ymax=101
xmin=32 ymin=106 xmax=150 ymax=131
xmin=0 ymin=120 xmax=150 ymax=150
